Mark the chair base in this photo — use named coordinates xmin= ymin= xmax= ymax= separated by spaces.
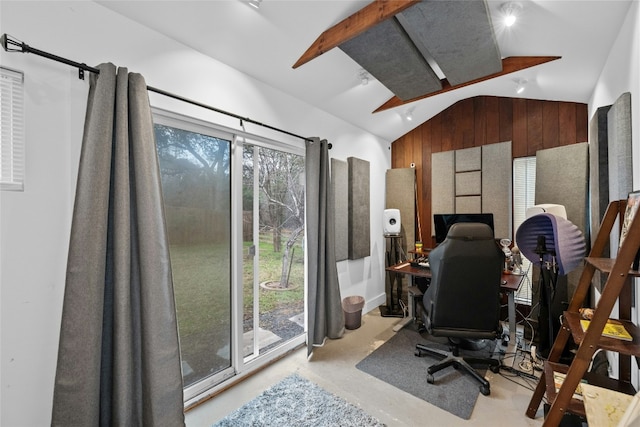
xmin=415 ymin=343 xmax=500 ymax=396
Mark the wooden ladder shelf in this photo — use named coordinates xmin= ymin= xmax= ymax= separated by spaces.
xmin=526 ymin=199 xmax=640 ymax=426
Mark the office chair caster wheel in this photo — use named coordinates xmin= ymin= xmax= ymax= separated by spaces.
xmin=490 ymin=365 xmax=500 ymax=373
xmin=415 ymin=349 xmax=424 ymax=357
xmin=480 ymin=384 xmax=490 ymax=396
xmin=426 ymin=373 xmax=435 ymax=384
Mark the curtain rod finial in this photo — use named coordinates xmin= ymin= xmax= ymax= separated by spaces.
xmin=1 ymin=34 xmax=25 ymax=53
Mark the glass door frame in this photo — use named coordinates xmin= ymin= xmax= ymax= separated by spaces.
xmin=153 ymin=107 xmax=306 ymax=406
xmin=153 ymin=109 xmax=237 ymax=404
xmin=232 ymin=136 xmax=307 ymax=374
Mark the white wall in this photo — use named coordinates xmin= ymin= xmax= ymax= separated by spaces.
xmin=330 ymin=134 xmax=390 ymax=313
xmin=590 ymin=1 xmax=639 ymax=185
xmin=588 ymin=0 xmax=640 ymax=386
xmin=0 ymin=2 xmax=389 ymax=425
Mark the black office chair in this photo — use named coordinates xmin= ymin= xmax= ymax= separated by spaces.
xmin=415 ymin=222 xmax=503 ymax=396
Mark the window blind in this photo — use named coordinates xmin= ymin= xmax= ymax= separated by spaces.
xmin=1 ymin=67 xmax=25 ymax=191
xmin=513 ymin=156 xmax=536 ymax=304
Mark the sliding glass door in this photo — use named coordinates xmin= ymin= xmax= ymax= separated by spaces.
xmin=154 ymin=120 xmax=234 ymax=397
xmin=242 ymin=142 xmax=305 ymax=361
xmin=153 ymin=109 xmax=305 ymax=402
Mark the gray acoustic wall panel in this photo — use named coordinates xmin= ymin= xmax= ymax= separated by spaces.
xmin=590 ymin=106 xmax=611 ymax=232
xmin=455 ymin=147 xmax=481 ymax=172
xmin=482 ymin=141 xmax=512 ymax=240
xmin=431 ymin=151 xmax=455 ymax=232
xmin=456 ymin=171 xmax=481 ymax=196
xmin=398 ymin=1 xmax=502 ymax=86
xmin=608 ymin=92 xmax=632 ymax=202
xmin=348 ymin=157 xmax=370 ymax=259
xmin=331 ymin=158 xmax=348 ymax=262
xmin=589 ymin=106 xmax=611 ymax=291
xmin=606 ymin=91 xmax=633 ymax=286
xmin=385 ymin=168 xmax=416 ymax=255
xmin=536 ymin=142 xmax=589 ymax=299
xmin=456 ymin=196 xmax=482 ymax=213
xmin=536 ymin=143 xmax=589 ymax=238
xmin=432 ymin=142 xmax=512 ymax=241
xmin=339 ymin=18 xmax=441 ymax=101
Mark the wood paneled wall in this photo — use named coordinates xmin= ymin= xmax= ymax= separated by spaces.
xmin=391 ymin=96 xmax=588 ymax=245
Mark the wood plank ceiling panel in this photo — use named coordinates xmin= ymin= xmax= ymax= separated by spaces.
xmin=373 ymin=56 xmax=561 ymax=112
xmin=292 ymin=0 xmax=421 ymax=69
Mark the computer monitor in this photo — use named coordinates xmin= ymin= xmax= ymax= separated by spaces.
xmin=433 ymin=213 xmax=495 ymax=244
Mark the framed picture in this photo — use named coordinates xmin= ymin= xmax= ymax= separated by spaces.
xmin=620 ymin=190 xmax=640 ymax=270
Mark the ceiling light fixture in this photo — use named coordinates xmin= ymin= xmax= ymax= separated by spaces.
xmin=358 ymin=69 xmax=370 ymax=85
xmin=248 ymin=0 xmax=262 ymax=9
xmin=403 ymin=108 xmax=414 ymax=122
xmin=500 ymin=2 xmax=522 ymax=27
xmin=514 ymin=78 xmax=528 ymax=94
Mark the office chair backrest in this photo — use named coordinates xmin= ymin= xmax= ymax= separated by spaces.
xmin=424 ymin=222 xmax=503 ymax=336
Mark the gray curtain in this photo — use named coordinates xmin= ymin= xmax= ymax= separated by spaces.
xmin=305 ymin=137 xmax=344 ymax=356
xmin=51 ymin=63 xmax=184 ymax=426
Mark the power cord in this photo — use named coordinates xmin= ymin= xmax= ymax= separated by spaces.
xmin=519 ymin=359 xmax=534 ymax=373
xmin=398 ymin=299 xmax=408 ymax=318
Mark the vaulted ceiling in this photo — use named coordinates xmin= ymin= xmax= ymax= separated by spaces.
xmin=293 ymin=0 xmax=559 ymax=111
xmin=97 ymin=0 xmax=633 ymax=142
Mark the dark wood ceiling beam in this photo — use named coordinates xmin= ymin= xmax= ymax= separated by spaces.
xmin=373 ymin=56 xmax=562 ymax=113
xmin=292 ymin=0 xmax=421 ymax=69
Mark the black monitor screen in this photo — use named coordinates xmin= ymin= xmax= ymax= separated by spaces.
xmin=433 ymin=213 xmax=495 ymax=244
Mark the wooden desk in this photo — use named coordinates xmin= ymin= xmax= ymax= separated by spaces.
xmin=386 ymin=262 xmax=524 ymax=345
xmin=408 ymin=248 xmax=431 ymax=257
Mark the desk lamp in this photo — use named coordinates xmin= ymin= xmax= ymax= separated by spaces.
xmin=515 ymin=207 xmax=586 ymax=356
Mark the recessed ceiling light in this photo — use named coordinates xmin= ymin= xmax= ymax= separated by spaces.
xmin=358 ymin=69 xmax=370 ymax=86
xmin=403 ymin=108 xmax=414 ymax=122
xmin=248 ymin=0 xmax=262 ymax=9
xmin=500 ymin=2 xmax=522 ymax=27
xmin=514 ymin=78 xmax=528 ymax=94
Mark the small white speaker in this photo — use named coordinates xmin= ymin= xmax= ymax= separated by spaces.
xmin=383 ymin=209 xmax=401 ymax=235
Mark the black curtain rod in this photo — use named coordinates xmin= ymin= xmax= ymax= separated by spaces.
xmin=1 ymin=33 xmax=316 ymax=144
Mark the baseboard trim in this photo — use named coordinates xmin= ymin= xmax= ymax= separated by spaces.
xmin=363 ymin=293 xmax=386 ymax=315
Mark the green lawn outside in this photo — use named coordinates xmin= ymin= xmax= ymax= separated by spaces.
xmin=170 ymin=231 xmax=304 ymax=385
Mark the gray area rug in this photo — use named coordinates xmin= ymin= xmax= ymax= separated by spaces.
xmin=212 ymin=373 xmax=385 ymax=427
xmin=356 ymin=325 xmax=496 ymax=420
